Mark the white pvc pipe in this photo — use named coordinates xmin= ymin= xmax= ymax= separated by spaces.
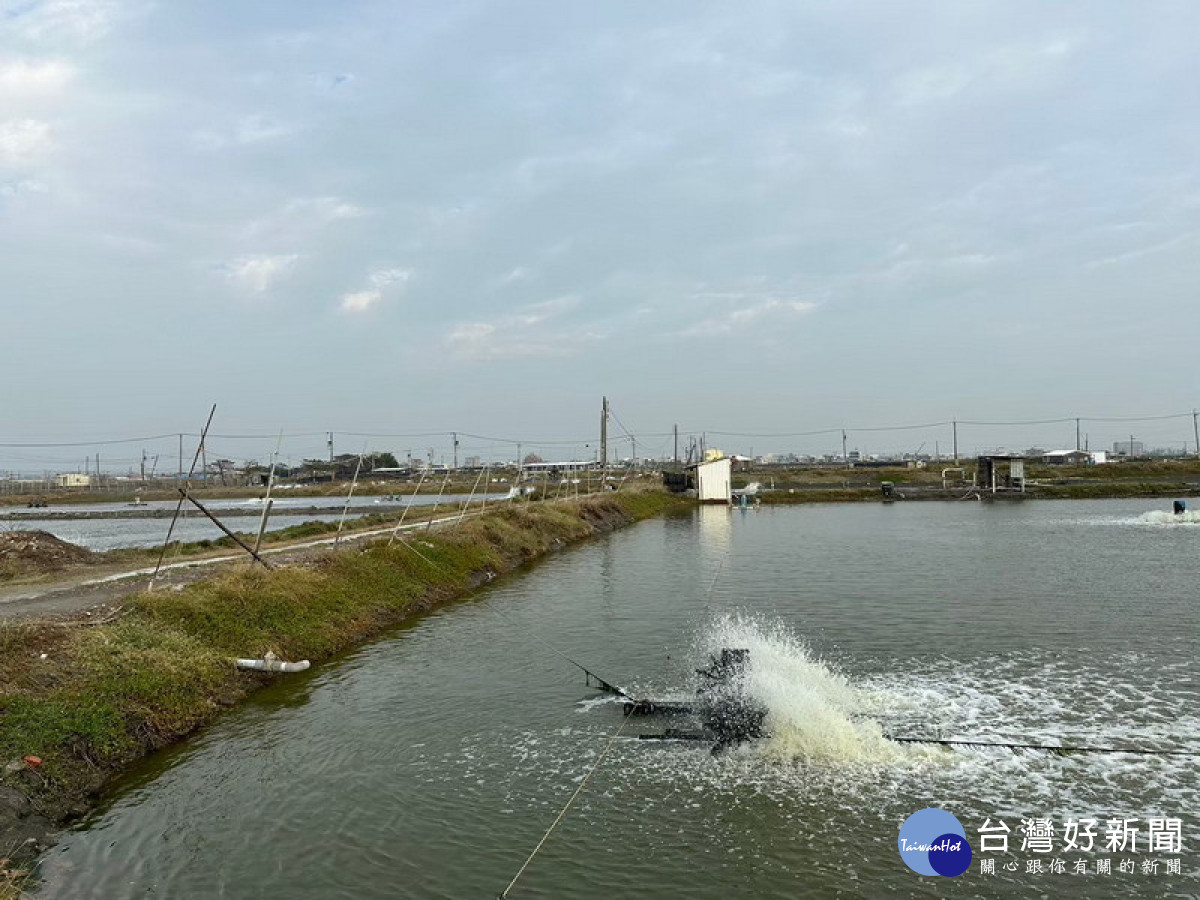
xmin=235 ymin=657 xmax=311 ymax=673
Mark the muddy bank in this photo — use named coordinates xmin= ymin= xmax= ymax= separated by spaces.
xmin=0 ymin=491 xmax=688 ymax=879
xmin=0 ymin=532 xmax=97 ymax=582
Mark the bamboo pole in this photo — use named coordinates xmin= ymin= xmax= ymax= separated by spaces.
xmin=180 ymin=489 xmax=271 ymax=568
xmin=252 ymin=430 xmax=283 ymax=557
xmin=151 ymin=405 xmax=216 ymax=585
xmin=387 ymin=467 xmax=428 ymax=547
xmin=334 ymin=452 xmax=365 ymax=546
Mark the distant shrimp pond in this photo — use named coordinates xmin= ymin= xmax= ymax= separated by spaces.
xmin=35 ymin=498 xmax=1199 ymax=898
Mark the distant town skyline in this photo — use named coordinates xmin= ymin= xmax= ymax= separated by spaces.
xmin=1 ymin=406 xmax=1197 ymax=476
xmin=3 ymin=1 xmax=1198 ymax=470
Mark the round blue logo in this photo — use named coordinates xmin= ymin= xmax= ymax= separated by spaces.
xmin=898 ymin=808 xmax=972 ymax=877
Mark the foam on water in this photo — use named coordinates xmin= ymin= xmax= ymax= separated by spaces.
xmin=699 ymin=613 xmax=907 ymax=764
xmin=538 ymin=616 xmax=1197 ymax=819
xmin=406 ymin=615 xmax=1198 ymax=897
xmin=863 ymin=650 xmax=1200 ymax=819
xmin=1041 ymin=505 xmax=1200 ymax=529
xmin=1132 ymin=509 xmax=1200 ymax=526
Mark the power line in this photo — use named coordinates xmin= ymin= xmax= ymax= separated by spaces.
xmin=0 ymin=433 xmax=179 ymax=448
xmin=5 ymin=410 xmax=1200 ymax=456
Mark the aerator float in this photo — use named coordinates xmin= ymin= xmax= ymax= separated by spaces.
xmin=620 ymin=648 xmax=768 ymax=755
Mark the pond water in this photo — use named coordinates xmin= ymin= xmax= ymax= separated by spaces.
xmin=34 ymin=498 xmax=1199 ymax=898
xmin=0 ymin=494 xmax=505 ymax=551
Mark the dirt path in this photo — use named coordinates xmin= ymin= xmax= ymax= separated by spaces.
xmin=0 ymin=510 xmax=483 ymax=622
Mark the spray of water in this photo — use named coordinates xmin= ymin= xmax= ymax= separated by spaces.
xmin=699 ymin=613 xmax=906 ymax=764
xmin=1134 ymin=510 xmax=1200 ymax=526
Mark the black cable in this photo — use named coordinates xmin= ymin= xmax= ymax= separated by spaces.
xmin=886 ymin=735 xmax=1195 ymax=755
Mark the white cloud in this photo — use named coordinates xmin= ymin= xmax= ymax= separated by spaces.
xmin=678 ymin=296 xmax=818 ymax=338
xmin=7 ymin=0 xmax=122 ymax=44
xmin=339 ymin=289 xmax=382 ymax=313
xmin=287 ymin=196 xmax=365 ymax=222
xmin=512 ymin=295 xmax=576 ymax=326
xmin=196 ymin=114 xmax=292 ymax=150
xmin=446 ymin=296 xmax=602 ymax=360
xmin=1084 ymin=233 xmax=1198 ymax=269
xmin=0 ymin=58 xmax=75 ymax=96
xmin=368 ymin=267 xmax=410 ymax=288
xmin=498 ymin=265 xmax=531 ymax=285
xmin=893 ymin=35 xmax=1083 ymax=107
xmin=338 ymin=267 xmax=411 ymax=313
xmin=237 ymin=196 xmax=367 ymax=242
xmin=0 ymin=177 xmax=48 ymax=196
xmin=221 ymin=254 xmax=299 ymax=295
xmin=0 ymin=119 xmax=52 ymax=166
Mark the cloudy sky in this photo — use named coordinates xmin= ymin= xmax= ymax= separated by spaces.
xmin=3 ymin=1 xmax=1199 ymax=468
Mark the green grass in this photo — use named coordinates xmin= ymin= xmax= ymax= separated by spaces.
xmin=1028 ymin=481 xmax=1200 ymax=499
xmin=760 ymin=488 xmax=878 ymax=504
xmin=0 ymin=490 xmax=685 ymax=818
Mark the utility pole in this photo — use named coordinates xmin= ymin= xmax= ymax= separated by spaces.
xmin=952 ymin=419 xmax=959 ymax=464
xmin=452 ymin=432 xmax=459 ymax=470
xmin=842 ymin=430 xmax=849 ymax=468
xmin=1075 ymin=417 xmax=1081 ymax=452
xmin=178 ymin=433 xmax=183 ymax=480
xmin=141 ymin=450 xmax=146 ymax=482
xmin=674 ymin=424 xmax=679 ymax=463
xmin=599 ymin=397 xmax=608 ymax=471
xmin=1130 ymin=433 xmax=1135 ymax=459
xmin=327 ymin=432 xmax=334 ymax=463
xmin=1194 ymin=409 xmax=1199 ymax=459
xmin=631 ymin=434 xmax=637 ymax=466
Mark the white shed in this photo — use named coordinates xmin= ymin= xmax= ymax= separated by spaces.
xmin=695 ymin=457 xmax=732 ymax=504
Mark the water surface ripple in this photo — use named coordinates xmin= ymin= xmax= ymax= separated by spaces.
xmin=37 ymin=499 xmax=1199 ymax=898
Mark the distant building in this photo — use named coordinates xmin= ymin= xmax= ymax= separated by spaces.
xmin=522 ymin=460 xmax=595 ymax=473
xmin=1112 ymin=440 xmax=1144 ymax=456
xmin=1040 ymin=450 xmax=1092 ymax=466
xmin=463 ymin=456 xmax=481 ymax=468
xmin=54 ymin=473 xmax=91 ymax=488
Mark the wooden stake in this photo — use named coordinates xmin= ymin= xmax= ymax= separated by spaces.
xmin=152 ymin=405 xmax=216 ymax=584
xmin=180 ymin=489 xmax=271 ymax=568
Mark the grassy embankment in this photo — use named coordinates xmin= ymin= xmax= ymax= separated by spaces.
xmin=0 ymin=489 xmax=686 ymax=893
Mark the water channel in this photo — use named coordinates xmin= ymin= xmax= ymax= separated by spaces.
xmin=0 ymin=494 xmax=506 ymax=551
xmin=34 ymin=498 xmax=1199 ymax=898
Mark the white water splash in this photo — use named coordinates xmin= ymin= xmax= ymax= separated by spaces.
xmin=1133 ymin=509 xmax=1200 ymax=526
xmin=699 ymin=614 xmax=908 ymax=764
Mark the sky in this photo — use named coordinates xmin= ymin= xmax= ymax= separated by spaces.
xmin=2 ymin=0 xmax=1199 ymax=470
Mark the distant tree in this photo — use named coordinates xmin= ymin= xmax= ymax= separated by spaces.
xmin=522 ymin=453 xmax=544 ymax=465
xmin=367 ymin=451 xmax=400 ymax=469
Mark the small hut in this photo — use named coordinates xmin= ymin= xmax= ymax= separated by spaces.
xmin=975 ymin=455 xmax=1026 ymax=497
